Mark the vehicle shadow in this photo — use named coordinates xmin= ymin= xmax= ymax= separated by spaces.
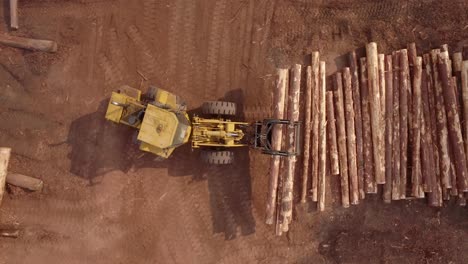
xmin=67 ymin=88 xmax=256 ymax=240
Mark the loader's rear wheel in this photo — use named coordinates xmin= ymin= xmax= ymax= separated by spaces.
xmin=201 ymin=150 xmax=234 ymax=165
xmin=202 ymin=101 xmax=236 ymax=116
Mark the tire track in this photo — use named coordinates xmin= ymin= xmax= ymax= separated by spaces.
xmin=217 ymin=18 xmax=232 ymax=95
xmin=126 ymin=25 xmax=162 ymax=81
xmin=178 ymin=0 xmax=196 ymax=92
xmin=97 ymin=54 xmax=123 ymax=88
xmin=167 ymin=0 xmax=185 ymax=79
xmin=107 ymin=27 xmax=128 ymax=81
xmin=205 ymin=0 xmax=228 ymax=101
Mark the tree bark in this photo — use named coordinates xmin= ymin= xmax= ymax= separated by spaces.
xmin=462 ymin=60 xmax=468 ymax=181
xmin=420 ymin=69 xmax=435 ymax=194
xmin=360 ymin=57 xmax=376 ymax=193
xmin=343 ymin=68 xmax=359 ymax=205
xmin=10 ymin=0 xmax=18 ymax=30
xmin=266 ymin=68 xmax=288 ymax=225
xmin=366 ymin=43 xmax=385 ymax=185
xmin=334 ymin=73 xmax=350 ymax=208
xmin=301 ymin=66 xmax=313 ymax=203
xmin=327 ymin=91 xmax=340 ymax=176
xmin=318 ymin=61 xmax=327 ymax=212
xmin=281 ymin=64 xmax=301 ymax=231
xmin=438 ymin=54 xmax=468 ymax=192
xmin=399 ymin=49 xmax=410 ymax=199
xmin=0 ymin=148 xmax=11 ymax=206
xmin=431 ymin=49 xmax=452 ymax=189
xmin=411 ymin=57 xmax=424 ymax=198
xmin=310 ymin=52 xmax=320 ymax=201
xmin=6 ymin=173 xmax=44 ymax=191
xmin=383 ymin=55 xmax=393 ymax=203
xmin=0 ymin=34 xmax=58 ymax=53
xmin=392 ymin=52 xmax=401 ymax=200
xmin=348 ymin=51 xmax=365 ymax=199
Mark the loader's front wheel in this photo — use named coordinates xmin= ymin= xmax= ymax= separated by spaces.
xmin=202 ymin=101 xmax=236 ymax=116
xmin=201 ymin=150 xmax=234 ymax=165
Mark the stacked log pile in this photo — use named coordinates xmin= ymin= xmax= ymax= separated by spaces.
xmin=267 ymin=43 xmax=468 ymax=236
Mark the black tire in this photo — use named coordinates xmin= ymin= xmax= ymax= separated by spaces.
xmin=201 ymin=150 xmax=234 ymax=165
xmin=202 ymin=101 xmax=236 ymax=116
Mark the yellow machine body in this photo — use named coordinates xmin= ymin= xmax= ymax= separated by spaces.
xmin=105 ymin=86 xmax=191 ymax=158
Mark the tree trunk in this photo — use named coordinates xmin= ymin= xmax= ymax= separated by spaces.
xmin=348 ymin=51 xmax=365 ymax=199
xmin=10 ymin=0 xmax=18 ymax=30
xmin=360 ymin=58 xmax=376 ymax=193
xmin=0 ymin=148 xmax=11 ymax=206
xmin=0 ymin=34 xmax=58 ymax=52
xmin=327 ymin=91 xmax=340 ymax=176
xmin=301 ymin=66 xmax=313 ymax=203
xmin=281 ymin=64 xmax=301 ymax=231
xmin=366 ymin=43 xmax=385 ymax=185
xmin=420 ymin=69 xmax=436 ymax=194
xmin=310 ymin=52 xmax=320 ymax=201
xmin=343 ymin=68 xmax=359 ymax=205
xmin=6 ymin=173 xmax=44 ymax=191
xmin=399 ymin=49 xmax=410 ymax=199
xmin=266 ymin=68 xmax=288 ymax=225
xmin=431 ymin=49 xmax=452 ymax=189
xmin=333 ymin=73 xmax=350 ymax=208
xmin=383 ymin=55 xmax=394 ymax=203
xmin=317 ymin=61 xmax=327 ymax=212
xmin=411 ymin=57 xmax=424 ymax=198
xmin=462 ymin=61 xmax=468 ymax=181
xmin=392 ymin=52 xmax=401 ymax=200
xmin=438 ymin=54 xmax=468 ymax=192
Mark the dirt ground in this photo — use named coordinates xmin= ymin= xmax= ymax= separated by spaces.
xmin=0 ymin=0 xmax=467 ymax=263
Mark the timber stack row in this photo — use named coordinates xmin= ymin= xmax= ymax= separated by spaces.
xmin=266 ymin=43 xmax=468 ymax=236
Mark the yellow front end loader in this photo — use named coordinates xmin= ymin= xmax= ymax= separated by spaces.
xmin=105 ymin=85 xmax=300 ymax=164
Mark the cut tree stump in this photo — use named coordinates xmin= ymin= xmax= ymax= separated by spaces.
xmin=411 ymin=57 xmax=424 ymax=198
xmin=392 ymin=51 xmax=401 ymax=200
xmin=326 ymin=91 xmax=340 ymax=176
xmin=310 ymin=52 xmax=320 ymax=202
xmin=317 ymin=61 xmax=327 ymax=212
xmin=301 ymin=66 xmax=313 ymax=203
xmin=399 ymin=49 xmax=410 ymax=199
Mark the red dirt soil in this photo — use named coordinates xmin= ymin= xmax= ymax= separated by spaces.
xmin=0 ymin=0 xmax=467 ymax=263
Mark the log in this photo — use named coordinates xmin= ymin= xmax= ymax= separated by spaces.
xmin=399 ymin=49 xmax=410 ymax=199
xmin=6 ymin=173 xmax=44 ymax=191
xmin=378 ymin=54 xmax=386 ymax=120
xmin=0 ymin=228 xmax=19 ymax=238
xmin=411 ymin=57 xmax=424 ymax=198
xmin=310 ymin=52 xmax=320 ymax=202
xmin=301 ymin=66 xmax=313 ymax=203
xmin=438 ymin=55 xmax=468 ymax=192
xmin=431 ymin=49 xmax=451 ymax=189
xmin=281 ymin=64 xmax=301 ymax=231
xmin=408 ymin=43 xmax=417 ymax=146
xmin=343 ymin=68 xmax=359 ymax=205
xmin=391 ymin=52 xmax=401 ymax=200
xmin=420 ymin=69 xmax=435 ymax=194
xmin=423 ymin=54 xmax=439 ymax=194
xmin=333 ymin=73 xmax=350 ymax=208
xmin=383 ymin=55 xmax=393 ymax=203
xmin=266 ymin=69 xmax=288 ymax=225
xmin=326 ymin=91 xmax=340 ymax=176
xmin=10 ymin=0 xmax=18 ymax=30
xmin=0 ymin=148 xmax=12 ymax=206
xmin=360 ymin=57 xmax=376 ymax=193
xmin=462 ymin=61 xmax=468 ymax=178
xmin=366 ymin=42 xmax=385 ymax=185
xmin=408 ymin=43 xmax=417 ymax=67
xmin=453 ymin=53 xmax=463 ymax=117
xmin=318 ymin=61 xmax=327 ymax=212
xmin=0 ymin=34 xmax=58 ymax=53
xmin=348 ymin=51 xmax=365 ymax=199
